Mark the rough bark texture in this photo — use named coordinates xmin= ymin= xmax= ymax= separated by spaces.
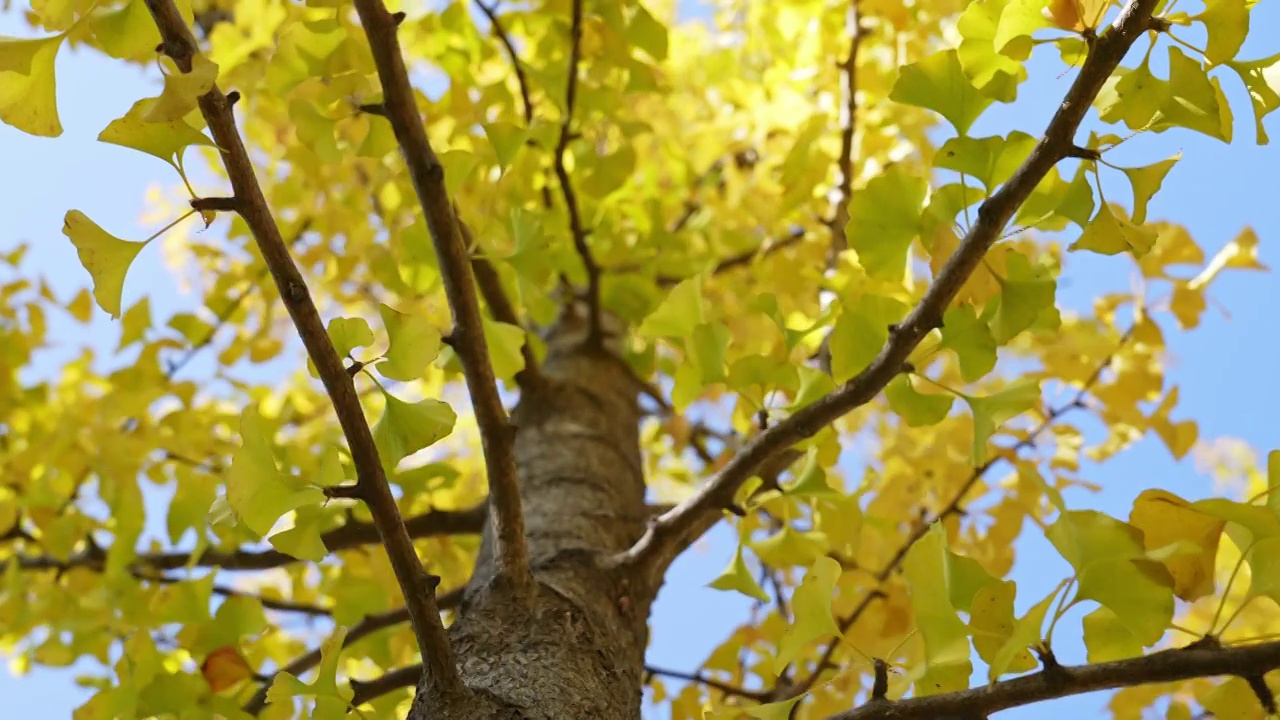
xmin=410 ymin=308 xmax=653 ymax=719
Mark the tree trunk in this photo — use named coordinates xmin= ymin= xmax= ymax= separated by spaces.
xmin=410 ymin=309 xmax=654 ymax=719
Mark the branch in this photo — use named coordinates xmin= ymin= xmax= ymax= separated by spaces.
xmin=349 ymin=663 xmax=424 ymax=708
xmin=244 ymin=587 xmax=464 ymax=714
xmin=785 ymin=325 xmax=1135 ymax=698
xmin=552 ymin=0 xmax=603 ymax=345
xmin=830 ymin=0 xmax=865 ymax=261
xmin=352 ymin=0 xmax=530 ymax=604
xmin=654 ymin=228 xmax=807 ymax=288
xmin=827 ymin=638 xmax=1280 ymax=720
xmin=140 ymin=0 xmax=463 ymax=697
xmin=610 ymin=0 xmax=1161 ymax=589
xmin=644 ymin=664 xmax=771 ymax=703
xmin=458 ymin=216 xmax=543 ymax=389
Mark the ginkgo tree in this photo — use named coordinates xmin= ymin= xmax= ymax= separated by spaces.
xmin=1 ymin=0 xmax=1279 ymax=717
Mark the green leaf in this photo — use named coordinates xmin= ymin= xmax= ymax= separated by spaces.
xmin=88 ymin=0 xmax=162 ymax=61
xmin=327 ymin=316 xmax=374 ymax=358
xmin=935 ymin=132 xmax=1037 ymax=190
xmin=1226 ymin=51 xmax=1280 ymax=144
xmin=890 ymin=49 xmax=994 ymax=135
xmin=846 ymin=164 xmax=928 ymax=279
xmin=1196 ymin=0 xmax=1249 ymax=66
xmin=1268 ymin=450 xmax=1280 ymax=518
xmin=990 ymin=252 xmax=1056 ymax=343
xmin=484 ymin=121 xmax=531 ymax=171
xmin=62 ymin=210 xmax=150 ymax=319
xmin=377 ymin=303 xmax=442 ymax=381
xmin=143 ymin=53 xmax=218 ymax=123
xmin=226 ymin=406 xmax=324 ymax=537
xmin=1082 ymin=606 xmax=1145 ymax=662
xmin=970 ymin=581 xmax=1039 ymax=679
xmin=1152 ymin=47 xmax=1233 ymax=143
xmin=1071 ymin=202 xmax=1158 ymax=257
xmin=828 ymin=293 xmax=908 ymax=383
xmin=708 ymin=544 xmax=770 ymax=603
xmin=956 ymin=0 xmax=1032 ymax=101
xmin=269 ymin=507 xmax=329 ymax=562
xmin=637 ymin=275 xmax=703 ymax=337
xmin=372 ymin=388 xmax=457 ymax=470
xmin=962 ymin=379 xmax=1040 ymax=465
xmin=743 ymin=697 xmax=802 ymax=720
xmin=753 ymin=525 xmax=829 ymax=569
xmin=0 ymin=34 xmax=65 ymax=137
xmin=886 ymin=374 xmax=954 ymax=427
xmin=482 ymin=319 xmax=527 ymax=382
xmin=628 ymin=4 xmax=668 ymax=61
xmin=903 ymin=523 xmax=972 ymax=694
xmin=688 ymin=322 xmax=731 ymax=384
xmin=940 ymin=305 xmax=997 ymax=381
xmin=1119 ymin=153 xmax=1180 ymax=225
xmin=99 ymin=97 xmax=214 ymax=166
xmin=773 ymin=556 xmax=841 ymax=675
xmin=439 ymin=149 xmax=480 ymax=197
xmin=265 ymin=627 xmax=352 ymax=704
xmin=1096 ymin=62 xmax=1167 ymax=131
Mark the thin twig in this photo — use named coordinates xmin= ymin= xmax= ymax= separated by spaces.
xmin=352 ymin=0 xmax=530 ymax=614
xmin=349 ymin=663 xmax=424 ymax=707
xmin=610 ymin=0 xmax=1162 ymax=591
xmin=244 ymin=587 xmax=464 ymax=714
xmin=655 ymin=228 xmax=806 ymax=288
xmin=458 ymin=216 xmax=543 ymax=389
xmin=644 ymin=664 xmax=771 ymax=703
xmin=552 ymin=0 xmax=602 ymax=345
xmin=830 ymin=0 xmax=865 ymax=262
xmin=141 ymin=0 xmax=463 ymax=698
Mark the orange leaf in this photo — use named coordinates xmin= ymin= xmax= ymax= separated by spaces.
xmin=201 ymin=646 xmax=253 ymax=692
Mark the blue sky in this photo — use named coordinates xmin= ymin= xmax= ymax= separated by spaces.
xmin=2 ymin=2 xmax=1279 ymax=718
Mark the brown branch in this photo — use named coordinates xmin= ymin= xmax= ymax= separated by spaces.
xmin=784 ymin=325 xmax=1135 ymax=699
xmin=827 ymin=638 xmax=1280 ymax=720
xmin=552 ymin=0 xmax=602 ymax=345
xmin=644 ymin=664 xmax=771 ymax=703
xmin=830 ymin=0 xmax=865 ymax=262
xmin=352 ymin=0 xmax=530 ymax=611
xmin=655 ymin=228 xmax=807 ymax=288
xmin=140 ymin=0 xmax=463 ymax=697
xmin=244 ymin=587 xmax=464 ymax=714
xmin=349 ymin=663 xmax=424 ymax=707
xmin=610 ymin=0 xmax=1161 ymax=590
xmin=458 ymin=216 xmax=543 ymax=389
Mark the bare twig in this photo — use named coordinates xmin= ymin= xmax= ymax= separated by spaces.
xmin=654 ymin=229 xmax=807 ymax=288
xmin=830 ymin=0 xmax=865 ymax=262
xmin=352 ymin=0 xmax=530 ymax=611
xmin=458 ymin=216 xmax=543 ymax=389
xmin=244 ymin=587 xmax=464 ymax=714
xmin=552 ymin=0 xmax=602 ymax=345
xmin=349 ymin=663 xmax=425 ymax=707
xmin=644 ymin=664 xmax=771 ymax=703
xmin=141 ymin=0 xmax=463 ymax=698
xmin=828 ymin=638 xmax=1280 ymax=720
xmin=610 ymin=0 xmax=1162 ymax=590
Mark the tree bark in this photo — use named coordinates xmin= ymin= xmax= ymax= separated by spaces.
xmin=411 ymin=309 xmax=653 ymax=719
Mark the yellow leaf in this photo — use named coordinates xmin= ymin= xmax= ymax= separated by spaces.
xmin=773 ymin=556 xmax=841 ymax=675
xmin=1128 ymin=489 xmax=1223 ymax=600
xmin=0 ymin=34 xmax=65 ymax=137
xmin=200 ymin=646 xmax=253 ymax=692
xmin=143 ymin=53 xmax=219 ymax=123
xmin=98 ymin=97 xmax=214 ymax=165
xmin=62 ymin=210 xmax=150 ymax=318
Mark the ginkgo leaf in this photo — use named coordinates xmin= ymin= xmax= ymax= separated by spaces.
xmin=482 ymin=319 xmax=527 ymax=382
xmin=1226 ymin=51 xmax=1280 ymax=144
xmin=484 ymin=121 xmax=531 ymax=171
xmin=99 ymin=97 xmax=215 ymax=167
xmin=266 ymin=627 xmax=352 ymax=704
xmin=890 ymin=49 xmax=993 ymax=135
xmin=743 ymin=697 xmax=803 ymax=720
xmin=226 ymin=406 xmax=325 ymax=536
xmin=971 ymin=581 xmax=1049 ymax=680
xmin=773 ymin=556 xmax=841 ymax=675
xmin=200 ymin=647 xmax=253 ymax=692
xmin=1152 ymin=47 xmax=1233 ymax=143
xmin=1045 ymin=0 xmax=1108 ymax=30
xmin=62 ymin=210 xmax=151 ymax=319
xmin=372 ymin=387 xmax=457 ymax=470
xmin=327 ymin=316 xmax=374 ymax=357
xmin=1120 ymin=153 xmax=1180 ymax=225
xmin=752 ymin=525 xmax=829 ymax=569
xmin=940 ymin=305 xmax=997 ymax=382
xmin=0 ymin=34 xmax=65 ymax=137
xmin=903 ymin=523 xmax=972 ymax=694
xmin=376 ymin=303 xmax=442 ymax=381
xmin=628 ymin=3 xmax=668 ymax=61
xmin=1071 ymin=202 xmax=1157 ymax=257
xmin=886 ymin=374 xmax=954 ymax=427
xmin=829 ymin=293 xmax=908 ymax=383
xmin=1196 ymin=0 xmax=1249 ymax=66
xmin=268 ymin=507 xmax=329 ymax=562
xmin=990 ymin=252 xmax=1055 ymax=343
xmin=1268 ymin=450 xmax=1280 ymax=518
xmin=143 ymin=53 xmax=219 ymax=122
xmin=89 ymin=0 xmax=162 ymax=61
xmin=845 ymin=165 xmax=928 ymax=279
xmin=956 ymin=0 xmax=1030 ymax=101
xmin=935 ymin=132 xmax=1037 ymax=190
xmin=638 ymin=276 xmax=704 ymax=337
xmin=1096 ymin=62 xmax=1168 ymax=131
xmin=688 ymin=322 xmax=731 ymax=384
xmin=1082 ymin=606 xmax=1145 ymax=662
xmin=708 ymin=544 xmax=770 ymax=603
xmin=961 ymin=379 xmax=1040 ymax=465
xmin=1128 ymin=489 xmax=1223 ymax=601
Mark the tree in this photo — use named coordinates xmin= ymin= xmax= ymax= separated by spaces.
xmin=1 ymin=0 xmax=1278 ymax=717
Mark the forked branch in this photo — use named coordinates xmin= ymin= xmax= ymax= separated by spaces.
xmin=352 ymin=0 xmax=531 ymax=599
xmin=611 ymin=0 xmax=1163 ymax=588
xmin=141 ymin=0 xmax=465 ymax=700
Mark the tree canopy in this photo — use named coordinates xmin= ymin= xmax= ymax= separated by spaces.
xmin=1 ymin=0 xmax=1279 ymax=718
